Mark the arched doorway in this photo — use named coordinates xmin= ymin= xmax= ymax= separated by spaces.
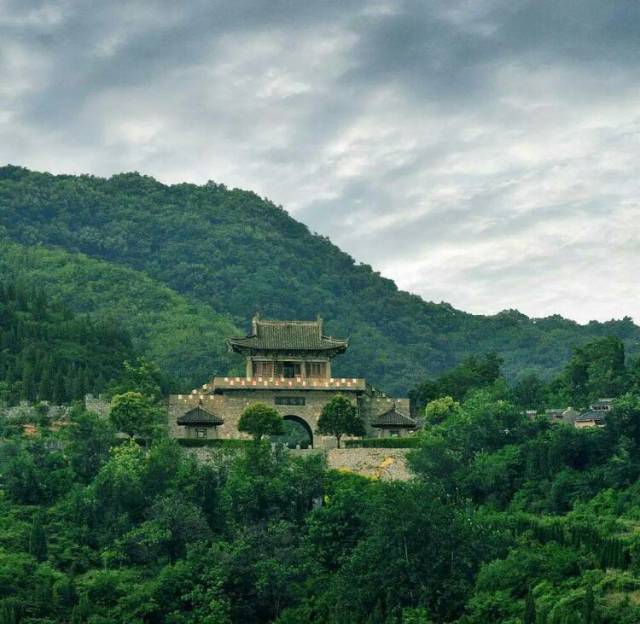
xmin=272 ymin=415 xmax=314 ymax=449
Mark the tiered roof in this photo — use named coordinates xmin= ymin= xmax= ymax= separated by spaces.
xmin=228 ymin=316 xmax=348 ymax=354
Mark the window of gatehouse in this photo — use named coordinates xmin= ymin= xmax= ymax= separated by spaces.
xmin=283 ymin=362 xmax=301 ymax=378
xmin=307 ymin=362 xmax=326 ymax=378
xmin=255 ymin=361 xmax=274 ymax=378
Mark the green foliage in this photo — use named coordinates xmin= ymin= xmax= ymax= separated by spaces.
xmin=237 ymin=403 xmax=284 ymax=441
xmin=1 ymin=167 xmax=639 ymax=396
xmin=28 ymin=514 xmax=48 ymax=562
xmin=410 ymin=337 xmax=640 ymax=418
xmin=565 ymin=337 xmax=627 ymax=407
xmin=523 ymin=588 xmax=536 ymax=624
xmin=2 ymin=383 xmax=640 ymax=623
xmin=410 ymin=353 xmax=505 ymax=412
xmin=0 ymin=280 xmax=133 ymax=405
xmin=64 ymin=408 xmax=115 ymax=482
xmin=0 ymin=242 xmax=240 ymax=391
xmin=109 ymin=391 xmax=164 ymax=438
xmin=108 ymin=358 xmax=168 ymax=399
xmin=424 ymin=395 xmax=460 ymax=426
xmin=317 ymin=395 xmax=365 ymax=448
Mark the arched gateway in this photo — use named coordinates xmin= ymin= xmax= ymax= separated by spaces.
xmin=168 ymin=316 xmax=416 ymax=448
xmin=274 ymin=415 xmax=314 ymax=449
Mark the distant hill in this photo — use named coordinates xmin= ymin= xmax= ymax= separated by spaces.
xmin=1 ymin=165 xmax=638 ymax=395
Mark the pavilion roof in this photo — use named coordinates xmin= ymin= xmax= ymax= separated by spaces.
xmin=177 ymin=405 xmax=224 ymax=426
xmin=370 ymin=407 xmax=418 ymax=428
xmin=228 ymin=317 xmax=348 ymax=353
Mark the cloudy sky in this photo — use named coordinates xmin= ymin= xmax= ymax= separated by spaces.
xmin=1 ymin=0 xmax=639 ymax=323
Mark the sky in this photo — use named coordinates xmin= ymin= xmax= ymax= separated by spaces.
xmin=1 ymin=0 xmax=639 ymax=324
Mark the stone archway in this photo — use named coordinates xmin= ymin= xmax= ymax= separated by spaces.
xmin=277 ymin=414 xmax=314 ymax=449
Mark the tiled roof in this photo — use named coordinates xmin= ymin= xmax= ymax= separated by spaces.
xmin=370 ymin=408 xmax=417 ymax=428
xmin=228 ymin=318 xmax=348 ymax=352
xmin=211 ymin=376 xmax=366 ymax=391
xmin=177 ymin=405 xmax=224 ymax=426
xmin=575 ymin=410 xmax=606 ymax=422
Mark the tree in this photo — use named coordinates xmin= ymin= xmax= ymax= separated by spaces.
xmin=511 ymin=372 xmax=547 ymax=410
xmin=109 ymin=391 xmax=163 ymax=438
xmin=524 ymin=588 xmax=536 ymax=624
xmin=608 ymin=394 xmax=640 ymax=451
xmin=582 ymin=585 xmax=596 ymax=624
xmin=66 ymin=408 xmax=115 ymax=482
xmin=317 ymin=395 xmax=364 ymax=448
xmin=109 ymin=358 xmax=167 ymax=399
xmin=29 ymin=514 xmax=48 ymax=562
xmin=424 ymin=396 xmax=460 ymax=427
xmin=564 ymin=336 xmax=627 ymax=406
xmin=238 ymin=403 xmax=284 ymax=441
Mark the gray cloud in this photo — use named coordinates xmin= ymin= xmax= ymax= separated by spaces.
xmin=1 ymin=0 xmax=639 ymax=323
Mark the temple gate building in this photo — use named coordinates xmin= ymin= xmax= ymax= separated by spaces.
xmin=168 ymin=315 xmax=416 ymax=448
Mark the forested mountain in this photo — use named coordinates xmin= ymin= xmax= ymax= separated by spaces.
xmin=0 ymin=242 xmax=241 ymax=389
xmin=0 ymin=281 xmax=133 ymax=404
xmin=1 ymin=165 xmax=638 ymax=395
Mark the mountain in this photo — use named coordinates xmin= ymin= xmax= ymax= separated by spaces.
xmin=0 ymin=164 xmax=638 ymax=395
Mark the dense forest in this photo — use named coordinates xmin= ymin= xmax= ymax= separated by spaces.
xmin=2 ymin=335 xmax=640 ymax=623
xmin=1 ymin=165 xmax=639 ymax=395
xmin=410 ymin=335 xmax=640 ymax=414
xmin=0 ymin=282 xmax=134 ymax=405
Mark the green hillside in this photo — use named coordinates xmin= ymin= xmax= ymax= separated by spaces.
xmin=1 ymin=165 xmax=638 ymax=395
xmin=0 ymin=280 xmax=133 ymax=404
xmin=0 ymin=242 xmax=241 ymax=389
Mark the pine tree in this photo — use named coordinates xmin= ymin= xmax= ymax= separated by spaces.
xmin=52 ymin=369 xmax=66 ymax=405
xmin=0 ymin=603 xmax=17 ymax=624
xmin=28 ymin=514 xmax=48 ymax=562
xmin=38 ymin=359 xmax=53 ymax=401
xmin=71 ymin=366 xmax=86 ymax=400
xmin=21 ymin=358 xmax=36 ymax=401
xmin=70 ymin=593 xmax=90 ymax=624
xmin=524 ymin=588 xmax=536 ymax=624
xmin=582 ymin=585 xmax=595 ymax=624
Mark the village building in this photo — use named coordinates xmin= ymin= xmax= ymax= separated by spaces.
xmin=168 ymin=315 xmax=415 ymax=448
xmin=524 ymin=401 xmax=612 ymax=429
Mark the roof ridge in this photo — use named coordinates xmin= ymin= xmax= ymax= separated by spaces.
xmin=256 ymin=318 xmax=321 ymax=326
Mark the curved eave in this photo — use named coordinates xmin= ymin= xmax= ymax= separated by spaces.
xmin=176 ymin=418 xmax=224 ymax=427
xmin=227 ymin=338 xmax=348 ymax=354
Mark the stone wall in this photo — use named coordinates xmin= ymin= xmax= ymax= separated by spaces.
xmin=85 ymin=394 xmax=110 ymax=418
xmin=326 ymin=448 xmax=412 ymax=481
xmin=182 ymin=446 xmax=413 ymax=481
xmin=169 ymin=388 xmax=378 ymax=448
